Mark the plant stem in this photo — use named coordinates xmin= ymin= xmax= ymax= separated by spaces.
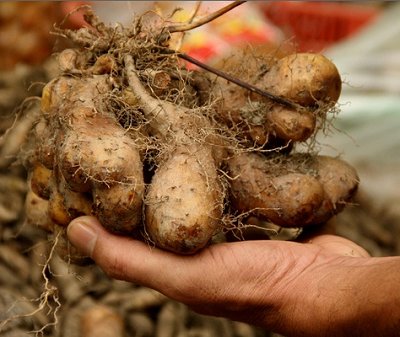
xmin=175 ymin=51 xmax=299 ymax=109
xmin=166 ymin=1 xmax=246 ymax=33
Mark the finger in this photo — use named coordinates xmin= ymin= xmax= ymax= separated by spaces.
xmin=307 ymin=234 xmax=370 ymax=257
xmin=66 ymin=216 xmax=187 ymax=290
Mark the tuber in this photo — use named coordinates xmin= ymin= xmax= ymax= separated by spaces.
xmin=21 ymin=4 xmax=359 ymax=257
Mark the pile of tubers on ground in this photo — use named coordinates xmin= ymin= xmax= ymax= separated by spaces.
xmin=24 ymin=5 xmax=359 ymax=258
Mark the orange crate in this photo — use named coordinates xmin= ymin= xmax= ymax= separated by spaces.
xmin=260 ymin=2 xmax=380 ymax=52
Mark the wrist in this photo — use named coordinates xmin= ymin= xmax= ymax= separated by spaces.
xmin=277 ymin=255 xmax=400 ymax=337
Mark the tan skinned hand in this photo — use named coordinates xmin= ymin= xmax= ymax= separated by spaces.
xmin=67 ymin=216 xmax=400 ymax=337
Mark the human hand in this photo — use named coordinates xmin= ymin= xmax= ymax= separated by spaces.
xmin=67 ymin=216 xmax=400 ymax=337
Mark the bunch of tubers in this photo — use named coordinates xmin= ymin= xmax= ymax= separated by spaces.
xmin=24 ymin=6 xmax=358 ymax=257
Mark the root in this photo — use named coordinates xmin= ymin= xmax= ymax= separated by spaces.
xmin=221 ymin=211 xmax=279 ymax=241
xmin=165 ymin=1 xmax=245 ymax=34
xmin=173 ymin=1 xmax=202 ymax=51
xmin=175 ymin=51 xmax=300 ymax=109
xmin=19 ymin=2 xmax=355 ymax=258
xmin=0 ymin=231 xmax=62 ymax=336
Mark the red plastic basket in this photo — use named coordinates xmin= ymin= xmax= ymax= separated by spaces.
xmin=260 ymin=2 xmax=380 ymax=52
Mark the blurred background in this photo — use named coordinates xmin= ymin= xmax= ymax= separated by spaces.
xmin=0 ymin=2 xmax=399 ymax=337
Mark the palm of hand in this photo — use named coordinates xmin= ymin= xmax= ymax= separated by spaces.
xmin=68 ymin=217 xmax=370 ymax=336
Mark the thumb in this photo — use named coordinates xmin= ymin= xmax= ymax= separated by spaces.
xmin=66 ymin=216 xmax=184 ymax=289
xmin=307 ymin=234 xmax=370 ymax=258
xmin=67 ymin=216 xmax=99 ymax=258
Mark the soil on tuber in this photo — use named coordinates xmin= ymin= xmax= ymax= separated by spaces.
xmin=22 ymin=3 xmax=359 ymax=257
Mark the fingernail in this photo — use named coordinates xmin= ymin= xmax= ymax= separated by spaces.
xmin=67 ymin=219 xmax=98 ymax=257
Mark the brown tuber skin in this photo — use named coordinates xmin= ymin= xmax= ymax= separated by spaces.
xmin=266 ymin=105 xmax=316 ymax=143
xmin=23 ymin=8 xmax=359 ymax=257
xmin=31 ymin=117 xmax=56 ymax=170
xmin=311 ymin=155 xmax=360 ymax=223
xmin=259 ymin=53 xmax=342 ymax=106
xmin=227 ymin=152 xmax=359 ymax=227
xmin=25 ymin=187 xmax=54 ymax=232
xmin=125 ymin=55 xmax=225 ymax=254
xmin=215 ymin=52 xmax=341 ymax=146
xmin=36 ymin=71 xmax=145 ymax=234
xmin=29 ymin=163 xmax=52 ymax=200
xmin=145 ymin=146 xmax=223 ymax=253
